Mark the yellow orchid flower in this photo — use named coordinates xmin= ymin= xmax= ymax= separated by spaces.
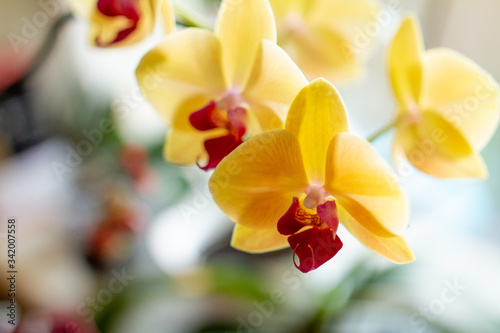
xmin=269 ymin=0 xmax=379 ymax=82
xmin=209 ymin=79 xmax=414 ymax=273
xmin=69 ymin=0 xmax=175 ymax=47
xmin=389 ymin=15 xmax=500 ymax=178
xmin=136 ymin=0 xmax=307 ymax=170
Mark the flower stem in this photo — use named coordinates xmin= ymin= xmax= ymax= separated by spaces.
xmin=174 ymin=3 xmax=212 ymax=29
xmin=367 ymin=121 xmax=396 ymax=142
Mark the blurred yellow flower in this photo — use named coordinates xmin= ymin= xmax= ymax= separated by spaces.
xmin=209 ymin=79 xmax=414 ymax=272
xmin=390 ymin=15 xmax=500 ymax=178
xmin=70 ymin=0 xmax=175 ymax=47
xmin=136 ymin=0 xmax=307 ymax=170
xmin=269 ymin=0 xmax=379 ymax=83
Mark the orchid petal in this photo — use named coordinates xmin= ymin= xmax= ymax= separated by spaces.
xmin=278 ymin=25 xmax=359 ymax=82
xmin=393 ymin=110 xmax=488 ymax=178
xmin=136 ymin=29 xmax=226 ymax=124
xmin=285 ymin=78 xmax=349 ymax=183
xmin=231 ymin=224 xmax=289 ymax=253
xmin=243 ymin=40 xmax=308 ymax=126
xmin=324 ymin=133 xmax=409 ymax=237
xmin=420 ymin=48 xmax=500 ymax=151
xmin=209 ymin=130 xmax=309 ymax=229
xmin=338 ymin=206 xmax=414 ymax=264
xmin=389 ymin=15 xmax=424 ymax=111
xmin=215 ymin=0 xmax=277 ymax=88
xmin=269 ymin=0 xmax=311 ymax=20
xmin=246 ymin=103 xmax=286 ymax=132
xmin=310 ymin=0 xmax=378 ymax=28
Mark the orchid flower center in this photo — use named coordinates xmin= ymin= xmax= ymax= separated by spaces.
xmin=188 ymin=90 xmax=248 ymax=170
xmin=303 ymin=184 xmax=328 ymax=209
xmin=95 ymin=0 xmax=140 ymax=46
xmin=282 ymin=13 xmax=308 ymax=37
xmin=277 ymin=191 xmax=343 ymax=273
xmin=217 ymin=88 xmax=244 ymax=111
xmin=403 ymin=102 xmax=422 ymax=124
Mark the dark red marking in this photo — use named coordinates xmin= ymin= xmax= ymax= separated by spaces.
xmin=288 ymin=227 xmax=343 ymax=273
xmin=317 ymin=200 xmax=339 ymax=234
xmin=227 ymin=107 xmax=247 ymax=140
xmin=278 ymin=198 xmax=342 ymax=273
xmin=189 ymin=101 xmax=248 ymax=170
xmin=277 ymin=197 xmax=307 ymax=235
xmin=189 ymin=101 xmax=221 ymax=131
xmin=198 ymin=134 xmax=242 ymax=171
xmin=96 ymin=0 xmax=140 ymax=46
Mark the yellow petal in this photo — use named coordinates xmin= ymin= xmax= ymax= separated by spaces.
xmin=278 ymin=24 xmax=360 ymax=82
xmin=308 ymin=0 xmax=379 ymax=54
xmin=165 ymin=129 xmax=225 ymax=165
xmin=420 ymin=48 xmax=500 ymax=151
xmin=164 ymin=130 xmax=202 ymax=165
xmin=243 ymin=40 xmax=308 ymax=127
xmin=285 ymin=78 xmax=349 ymax=184
xmin=269 ymin=0 xmax=312 ymax=21
xmin=324 ymin=133 xmax=409 ymax=237
xmin=246 ymin=103 xmax=285 ymax=132
xmin=231 ymin=224 xmax=289 ymax=253
xmin=271 ymin=0 xmax=377 ymax=82
xmin=338 ymin=206 xmax=414 ymax=264
xmin=215 ymin=0 xmax=277 ymax=88
xmin=136 ymin=28 xmax=226 ymax=124
xmin=160 ymin=0 xmax=176 ymax=34
xmin=394 ymin=110 xmax=488 ymax=178
xmin=310 ymin=0 xmax=378 ymax=24
xmin=389 ymin=15 xmax=424 ymax=111
xmin=209 ymin=129 xmax=309 ymax=229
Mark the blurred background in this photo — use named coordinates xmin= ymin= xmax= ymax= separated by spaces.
xmin=1 ymin=0 xmax=500 ymax=332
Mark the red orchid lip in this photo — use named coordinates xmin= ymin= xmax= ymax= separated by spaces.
xmin=189 ymin=100 xmax=248 ymax=171
xmin=278 ymin=197 xmax=342 ymax=273
xmin=189 ymin=101 xmax=222 ymax=131
xmin=288 ymin=228 xmax=343 ymax=273
xmin=197 ymin=135 xmax=242 ymax=171
xmin=96 ymin=0 xmax=140 ymax=46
